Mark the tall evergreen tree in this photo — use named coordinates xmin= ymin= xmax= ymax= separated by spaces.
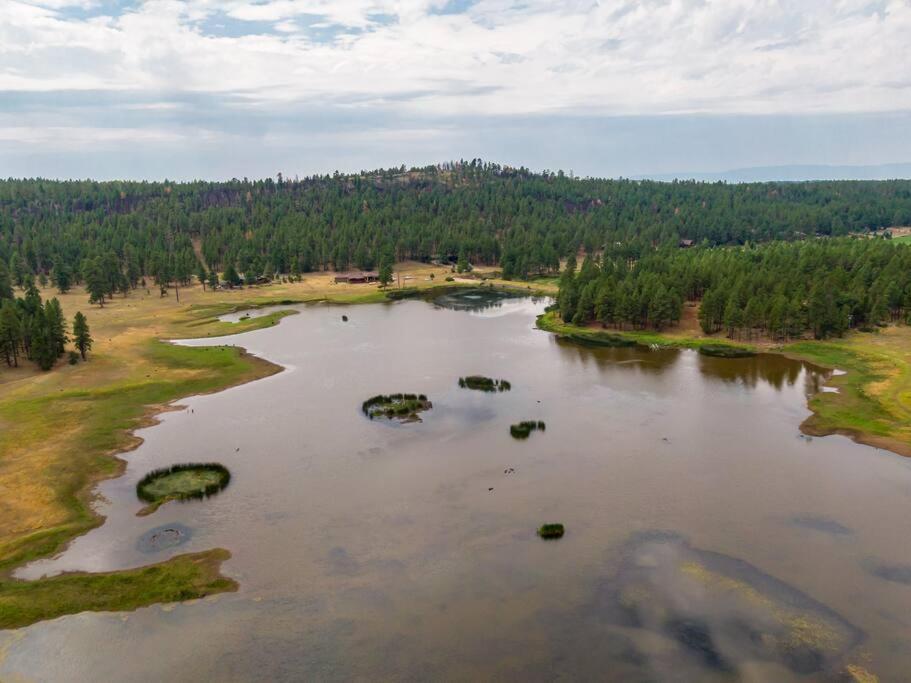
xmin=0 ymin=299 xmax=21 ymax=367
xmin=72 ymin=311 xmax=92 ymax=360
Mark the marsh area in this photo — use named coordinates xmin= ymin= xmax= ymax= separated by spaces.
xmin=3 ymin=291 xmax=910 ymax=681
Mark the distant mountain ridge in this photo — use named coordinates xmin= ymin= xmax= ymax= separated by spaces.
xmin=635 ymin=163 xmax=911 ymax=183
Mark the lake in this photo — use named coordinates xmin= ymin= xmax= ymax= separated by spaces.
xmin=3 ymin=292 xmax=910 ymax=681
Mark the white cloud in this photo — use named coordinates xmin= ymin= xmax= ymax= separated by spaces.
xmin=0 ymin=0 xmax=909 ymax=122
xmin=0 ymin=125 xmax=208 ymax=147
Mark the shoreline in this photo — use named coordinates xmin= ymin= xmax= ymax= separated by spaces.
xmin=536 ymin=310 xmax=911 ymax=459
xmin=0 ymin=307 xmax=293 ymax=629
xmin=0 ymin=276 xmax=532 ymax=629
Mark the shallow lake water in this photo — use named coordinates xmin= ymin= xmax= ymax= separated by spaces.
xmin=3 ymin=292 xmax=911 ymax=681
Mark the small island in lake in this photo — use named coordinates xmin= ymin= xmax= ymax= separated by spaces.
xmin=510 ymin=421 xmax=546 ymax=439
xmin=136 ymin=463 xmax=231 ymax=515
xmin=458 ymin=375 xmax=512 ymax=392
xmin=362 ymin=393 xmax=432 ymax=422
xmin=537 ymin=523 xmax=565 ymax=539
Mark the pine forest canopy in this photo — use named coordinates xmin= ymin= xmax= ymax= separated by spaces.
xmin=2 ymin=160 xmax=911 ymax=284
xmin=555 ymin=238 xmax=911 ymax=341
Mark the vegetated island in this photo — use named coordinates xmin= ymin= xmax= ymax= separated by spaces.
xmin=537 ymin=523 xmax=565 ymax=539
xmin=362 ymin=393 xmax=432 ymax=422
xmin=458 ymin=375 xmax=512 ymax=392
xmin=510 ymin=421 xmax=546 ymax=439
xmin=136 ymin=462 xmax=231 ymax=516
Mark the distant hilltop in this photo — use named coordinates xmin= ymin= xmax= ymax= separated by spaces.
xmin=635 ymin=162 xmax=911 ymax=183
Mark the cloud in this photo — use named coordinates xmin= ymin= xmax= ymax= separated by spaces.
xmin=1 ymin=0 xmax=910 ymax=177
xmin=0 ymin=0 xmax=908 ymax=115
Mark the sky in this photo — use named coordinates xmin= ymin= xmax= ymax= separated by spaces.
xmin=2 ymin=0 xmax=911 ymax=180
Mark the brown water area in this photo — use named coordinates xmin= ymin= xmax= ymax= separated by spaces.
xmin=3 ymin=291 xmax=911 ymax=681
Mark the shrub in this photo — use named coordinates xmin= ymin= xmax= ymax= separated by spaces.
xmin=458 ymin=376 xmax=512 ymax=392
xmin=537 ymin=523 xmax=565 ymax=539
xmin=510 ymin=421 xmax=546 ymax=439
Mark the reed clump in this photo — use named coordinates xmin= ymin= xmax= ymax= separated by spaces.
xmin=362 ymin=393 xmax=432 ymax=421
xmin=458 ymin=376 xmax=512 ymax=392
xmin=136 ymin=463 xmax=231 ymax=504
xmin=510 ymin=421 xmax=546 ymax=439
xmin=537 ymin=523 xmax=565 ymax=539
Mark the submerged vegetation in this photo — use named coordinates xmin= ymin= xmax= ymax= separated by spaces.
xmin=362 ymin=393 xmax=432 ymax=422
xmin=458 ymin=375 xmax=512 ymax=392
xmin=537 ymin=523 xmax=565 ymax=539
xmin=510 ymin=421 xmax=546 ymax=439
xmin=136 ymin=462 xmax=231 ymax=513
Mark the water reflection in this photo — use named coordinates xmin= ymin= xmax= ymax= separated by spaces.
xmin=697 ymin=353 xmax=830 ymax=396
xmin=587 ymin=532 xmax=864 ymax=679
xmin=432 ymin=287 xmax=541 ymax=313
xmin=554 ymin=337 xmax=682 ymax=374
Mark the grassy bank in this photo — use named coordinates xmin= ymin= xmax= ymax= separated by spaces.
xmin=785 ymin=332 xmax=911 ymax=456
xmin=537 ymin=310 xmax=911 ymax=457
xmin=0 ymin=550 xmax=236 ymax=630
xmin=536 ymin=310 xmax=757 ymax=352
xmin=0 ymin=262 xmax=468 ymax=629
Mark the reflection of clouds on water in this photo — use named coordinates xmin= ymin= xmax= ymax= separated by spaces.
xmin=561 ymin=531 xmax=867 ymax=680
xmin=432 ymin=288 xmax=550 ymax=317
xmin=864 ymin=560 xmax=911 ymax=585
xmin=789 ymin=516 xmax=853 ymax=536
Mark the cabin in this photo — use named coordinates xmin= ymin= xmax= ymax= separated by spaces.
xmin=679 ymin=238 xmax=695 ymax=248
xmin=334 ymin=271 xmax=379 ymax=284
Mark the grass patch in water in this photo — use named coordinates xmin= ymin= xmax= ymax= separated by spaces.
xmin=458 ymin=376 xmax=512 ymax=392
xmin=362 ymin=393 xmax=432 ymax=422
xmin=510 ymin=420 xmax=546 ymax=439
xmin=137 ymin=463 xmax=230 ymax=506
xmin=537 ymin=523 xmax=565 ymax=539
xmin=698 ymin=344 xmax=757 ymax=358
xmin=0 ymin=549 xmax=236 ymax=630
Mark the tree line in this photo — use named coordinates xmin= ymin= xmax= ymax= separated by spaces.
xmin=0 ymin=268 xmax=92 ymax=370
xmin=3 ymin=160 xmax=911 ymax=289
xmin=557 ymin=238 xmax=911 ymax=341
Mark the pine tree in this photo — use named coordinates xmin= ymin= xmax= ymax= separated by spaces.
xmin=0 ymin=261 xmax=13 ymax=300
xmin=46 ymin=298 xmax=68 ymax=357
xmin=73 ymin=311 xmax=92 ymax=360
xmin=31 ymin=308 xmax=56 ymax=371
xmin=557 ymin=256 xmax=578 ymax=323
xmin=378 ymin=258 xmax=393 ymax=288
xmin=224 ymin=263 xmax=241 ymax=287
xmin=84 ymin=259 xmax=107 ymax=307
xmin=456 ymin=248 xmax=470 ymax=274
xmin=54 ymin=263 xmax=72 ymax=293
xmin=0 ymin=299 xmax=21 ymax=367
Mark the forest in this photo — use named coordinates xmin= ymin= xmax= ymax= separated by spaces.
xmin=555 ymin=238 xmax=911 ymax=341
xmin=0 ymin=274 xmax=92 ymax=370
xmin=3 ymin=160 xmax=911 ymax=287
xmin=2 ymin=161 xmax=911 ymax=359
